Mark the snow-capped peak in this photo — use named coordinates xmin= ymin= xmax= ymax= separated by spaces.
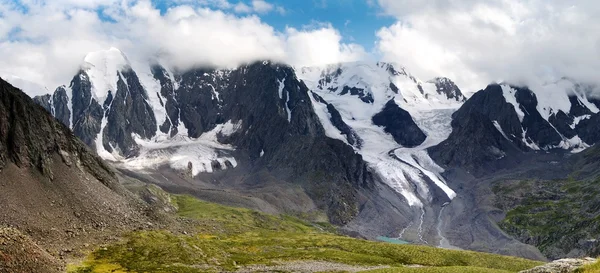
xmin=298 ymin=61 xmax=464 ymax=112
xmin=83 ymin=47 xmax=131 ymax=102
xmin=299 ymin=61 xmax=462 ymax=207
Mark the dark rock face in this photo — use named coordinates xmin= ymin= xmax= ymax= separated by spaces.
xmin=514 ymin=87 xmax=563 ymax=148
xmin=52 ymin=87 xmax=71 ymax=126
xmin=0 ymin=77 xmax=149 ymax=260
xmin=32 ymin=89 xmax=71 ymax=127
xmin=102 ymin=69 xmax=157 ymax=157
xmin=151 ymin=65 xmax=181 ymax=137
xmin=428 ymin=77 xmax=466 ymax=102
xmin=372 ymin=99 xmax=426 ymax=147
xmin=317 ymin=67 xmax=343 ymax=89
xmin=202 ymin=63 xmax=373 ymax=224
xmin=35 ymin=68 xmax=157 ymax=157
xmin=32 ymin=94 xmax=52 ymax=113
xmin=172 ymin=67 xmax=227 ymax=138
xmin=32 ymin=61 xmax=376 ymax=225
xmin=577 ymin=114 xmax=600 ymax=144
xmin=340 ymin=86 xmax=374 ymax=103
xmin=430 ymin=83 xmax=600 ymax=174
xmin=569 ymin=95 xmax=594 ymax=117
xmin=429 ymin=84 xmax=528 ymax=174
xmin=0 ymin=76 xmax=115 ymax=187
xmin=590 ymin=98 xmax=600 ymax=109
xmin=311 ymin=92 xmax=362 ymax=148
xmin=549 ymin=110 xmax=576 ymax=139
xmin=389 ymin=82 xmax=399 ymax=93
xmin=70 ymin=71 xmax=103 ymax=150
xmin=453 ymin=84 xmax=524 ymax=144
xmin=429 ymin=111 xmax=523 ymax=175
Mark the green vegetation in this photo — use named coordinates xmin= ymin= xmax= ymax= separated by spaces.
xmin=68 ymin=194 xmax=542 ymax=273
xmin=495 ymin=178 xmax=600 ymax=256
xmin=577 ymin=260 xmax=600 ymax=273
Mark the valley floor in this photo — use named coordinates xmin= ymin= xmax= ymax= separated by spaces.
xmin=66 ymin=191 xmax=543 ymax=273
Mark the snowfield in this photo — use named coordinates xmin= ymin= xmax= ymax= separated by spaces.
xmin=299 ymin=62 xmax=462 ymax=207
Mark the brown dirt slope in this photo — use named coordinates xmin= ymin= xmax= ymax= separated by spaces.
xmin=0 ymin=78 xmax=152 ymax=264
xmin=0 ymin=227 xmax=62 ymax=273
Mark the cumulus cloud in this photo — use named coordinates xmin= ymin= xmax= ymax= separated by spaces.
xmin=285 ymin=25 xmax=368 ymax=67
xmin=0 ymin=0 xmax=365 ymax=95
xmin=374 ymin=0 xmax=600 ymax=93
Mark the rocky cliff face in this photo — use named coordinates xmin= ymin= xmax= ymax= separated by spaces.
xmin=430 ymin=82 xmax=600 ymax=174
xmin=372 ymin=99 xmax=426 ymax=147
xmin=427 ymin=77 xmax=466 ymax=102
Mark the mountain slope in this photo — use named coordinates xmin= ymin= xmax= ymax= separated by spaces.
xmin=494 ymin=145 xmax=600 ymax=259
xmin=32 ymin=50 xmax=593 ymax=260
xmin=0 ymin=228 xmax=63 ymax=273
xmin=0 ymin=77 xmax=150 ymax=261
xmin=32 ymin=55 xmax=542 ymax=257
xmin=426 ymin=81 xmax=600 ymax=260
xmin=35 ymin=54 xmax=381 ymax=226
xmin=431 ymin=82 xmax=600 ymax=175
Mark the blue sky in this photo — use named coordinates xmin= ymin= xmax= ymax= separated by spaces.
xmin=258 ymin=1 xmax=395 ymax=50
xmin=152 ymin=0 xmax=395 ymax=51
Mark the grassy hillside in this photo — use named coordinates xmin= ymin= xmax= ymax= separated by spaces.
xmin=494 ymin=176 xmax=600 ymax=259
xmin=68 ymin=194 xmax=542 ymax=273
xmin=578 ymin=260 xmax=600 ymax=272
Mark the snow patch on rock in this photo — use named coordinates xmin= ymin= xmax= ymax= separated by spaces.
xmin=83 ymin=47 xmax=130 ymax=104
xmin=121 ymin=120 xmax=240 ymax=176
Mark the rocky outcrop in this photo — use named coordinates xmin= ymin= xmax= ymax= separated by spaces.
xmin=519 ymin=258 xmax=596 ymax=273
xmin=429 ymin=111 xmax=523 ymax=175
xmin=577 ymin=113 xmax=600 ymax=144
xmin=102 ymin=69 xmax=157 ymax=157
xmin=70 ymin=71 xmax=103 ymax=149
xmin=514 ymin=87 xmax=562 ymax=147
xmin=151 ymin=65 xmax=181 ymax=137
xmin=372 ymin=99 xmax=426 ymax=147
xmin=429 ymin=84 xmax=527 ymax=174
xmin=428 ymin=77 xmax=466 ymax=102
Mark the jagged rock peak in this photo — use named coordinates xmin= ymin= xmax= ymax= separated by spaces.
xmin=298 ymin=61 xmax=465 ymax=110
xmin=428 ymin=77 xmax=466 ymax=102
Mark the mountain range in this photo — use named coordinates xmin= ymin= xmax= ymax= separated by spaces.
xmin=13 ymin=47 xmax=600 ymax=261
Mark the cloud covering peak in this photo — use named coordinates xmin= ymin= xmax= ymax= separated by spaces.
xmin=1 ymin=0 xmax=599 ymax=96
xmin=374 ymin=0 xmax=600 ymax=92
xmin=0 ymin=0 xmax=366 ymax=95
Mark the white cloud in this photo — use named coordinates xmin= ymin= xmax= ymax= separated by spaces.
xmin=251 ymin=0 xmax=273 ymax=14
xmin=286 ymin=25 xmax=368 ymax=67
xmin=0 ymin=0 xmax=367 ymax=95
xmin=374 ymin=0 xmax=600 ymax=93
xmin=196 ymin=0 xmax=282 ymax=15
xmin=233 ymin=2 xmax=252 ymax=13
